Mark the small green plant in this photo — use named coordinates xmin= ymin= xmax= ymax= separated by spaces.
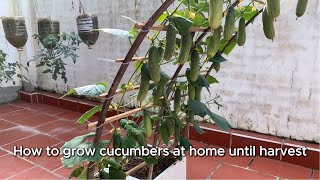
xmin=0 ymin=50 xmax=27 ymax=86
xmin=28 ymin=32 xmax=82 ymax=83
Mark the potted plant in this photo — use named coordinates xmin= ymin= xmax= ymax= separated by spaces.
xmin=76 ymin=13 xmax=99 ymax=49
xmin=0 ymin=49 xmax=27 ymax=85
xmin=58 ymin=0 xmax=309 ymax=179
xmin=29 ymin=32 xmax=82 ymax=83
xmin=1 ymin=16 xmax=28 ymax=51
xmin=37 ymin=18 xmax=60 ymax=49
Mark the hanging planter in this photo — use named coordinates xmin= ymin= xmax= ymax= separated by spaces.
xmin=76 ymin=13 xmax=99 ymax=49
xmin=1 ymin=16 xmax=28 ymax=51
xmin=37 ymin=18 xmax=60 ymax=49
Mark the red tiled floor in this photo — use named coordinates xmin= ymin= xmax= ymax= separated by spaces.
xmin=14 ymin=114 xmax=60 ymax=128
xmin=211 ymin=164 xmax=276 ymax=179
xmin=0 ymin=109 xmax=39 ymax=122
xmin=36 ymin=119 xmax=79 ymax=136
xmin=38 ymin=105 xmax=66 ymax=115
xmin=190 ymin=139 xmax=208 ymax=149
xmin=24 ymin=143 xmax=64 ymax=171
xmin=8 ymin=166 xmax=62 ymax=179
xmin=312 ymin=170 xmax=319 ymax=179
xmin=54 ymin=110 xmax=83 ymax=121
xmin=0 ymin=126 xmax=37 ymax=146
xmin=3 ymin=134 xmax=62 ymax=153
xmin=0 ymin=119 xmax=16 ymax=131
xmin=0 ymin=154 xmax=34 ymax=179
xmin=55 ymin=125 xmax=95 ymax=142
xmin=187 ymin=155 xmax=220 ymax=179
xmin=249 ymin=157 xmax=312 ymax=179
xmin=0 ymin=104 xmax=22 ymax=114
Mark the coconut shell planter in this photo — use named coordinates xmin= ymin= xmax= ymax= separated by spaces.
xmin=37 ymin=18 xmax=60 ymax=49
xmin=2 ymin=16 xmax=28 ymax=51
xmin=76 ymin=14 xmax=99 ymax=49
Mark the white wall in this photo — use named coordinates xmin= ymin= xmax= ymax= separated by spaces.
xmin=202 ymin=0 xmax=320 ymax=143
xmin=0 ymin=0 xmax=319 ymax=142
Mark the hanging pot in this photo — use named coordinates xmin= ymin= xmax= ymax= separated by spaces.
xmin=1 ymin=16 xmax=28 ymax=51
xmin=76 ymin=14 xmax=99 ymax=49
xmin=37 ymin=18 xmax=60 ymax=49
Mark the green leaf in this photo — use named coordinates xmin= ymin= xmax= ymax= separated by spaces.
xmin=76 ymin=170 xmax=87 ymax=180
xmin=109 ymin=167 xmax=126 ymax=179
xmin=121 ymin=136 xmax=137 ymax=148
xmin=220 ymin=39 xmax=237 ymax=55
xmin=157 ymin=12 xmax=168 ymax=23
xmin=188 ymin=100 xmax=231 ymax=131
xmin=60 ymin=132 xmax=108 ymax=168
xmin=143 ymin=156 xmax=158 ymax=165
xmin=42 ymin=69 xmax=51 ymax=73
xmin=180 ymin=137 xmax=192 ymax=151
xmin=160 ymin=121 xmax=170 ymax=145
xmin=206 ymin=75 xmax=219 ymax=84
xmin=60 ymin=82 xmax=107 ymax=98
xmin=107 ymin=158 xmax=122 ymax=170
xmin=77 ymin=106 xmax=102 ymax=124
xmin=99 ymin=28 xmax=134 ymax=39
xmin=171 ymin=15 xmax=194 ymax=35
xmin=193 ymin=123 xmax=205 ymax=134
xmin=69 ymin=166 xmax=84 ymax=179
xmin=208 ymin=53 xmax=227 ymax=63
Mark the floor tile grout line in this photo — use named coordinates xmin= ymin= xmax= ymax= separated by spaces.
xmin=224 ymin=163 xmax=280 ymax=179
xmin=0 ymin=133 xmax=39 ymax=149
xmin=4 ymin=161 xmax=36 ymax=180
xmin=4 ymin=154 xmax=65 ymax=179
xmin=206 ymin=161 xmax=223 ymax=179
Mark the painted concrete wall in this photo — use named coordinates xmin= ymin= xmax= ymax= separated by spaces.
xmin=202 ymin=0 xmax=320 ymax=143
xmin=0 ymin=0 xmax=319 ymax=142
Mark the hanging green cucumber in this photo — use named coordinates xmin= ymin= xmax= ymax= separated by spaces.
xmin=207 ymin=26 xmax=222 ymax=59
xmin=137 ymin=68 xmax=150 ymax=102
xmin=195 ymin=86 xmax=202 ymax=101
xmin=164 ymin=24 xmax=177 ymax=61
xmin=190 ymin=50 xmax=200 ymax=82
xmin=188 ymin=83 xmax=195 ymax=100
xmin=262 ymin=8 xmax=275 ymax=40
xmin=148 ymin=45 xmax=161 ymax=83
xmin=177 ymin=32 xmax=192 ymax=64
xmin=143 ymin=110 xmax=153 ymax=138
xmin=224 ymin=6 xmax=236 ymax=41
xmin=237 ymin=17 xmax=246 ymax=46
xmin=267 ymin=0 xmax=280 ymax=19
xmin=296 ymin=0 xmax=308 ymax=18
xmin=209 ymin=0 xmax=224 ymax=29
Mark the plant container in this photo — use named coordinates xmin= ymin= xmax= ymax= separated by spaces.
xmin=76 ymin=13 xmax=99 ymax=49
xmin=37 ymin=18 xmax=60 ymax=48
xmin=1 ymin=16 xmax=28 ymax=51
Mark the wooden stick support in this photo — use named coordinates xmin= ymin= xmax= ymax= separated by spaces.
xmin=134 ymin=22 xmax=210 ymax=32
xmin=115 ymin=56 xmax=147 ymax=63
xmin=125 ymin=162 xmax=147 ymax=176
xmin=89 ymin=94 xmax=187 ymax=129
xmin=99 ymin=69 xmax=209 ymax=98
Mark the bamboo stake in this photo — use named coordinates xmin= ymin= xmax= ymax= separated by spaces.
xmin=125 ymin=162 xmax=147 ymax=176
xmin=134 ymin=22 xmax=210 ymax=32
xmin=115 ymin=57 xmax=147 ymax=63
xmin=99 ymin=69 xmax=209 ymax=98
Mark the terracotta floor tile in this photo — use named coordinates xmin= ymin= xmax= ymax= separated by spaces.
xmin=3 ymin=134 xmax=62 ymax=153
xmin=0 ymin=109 xmax=39 ymax=122
xmin=0 ymin=126 xmax=37 ymax=146
xmin=54 ymin=110 xmax=83 ymax=121
xmin=54 ymin=166 xmax=74 ymax=178
xmin=190 ymin=139 xmax=208 ymax=149
xmin=0 ymin=148 xmax=8 ymax=157
xmin=312 ymin=170 xmax=319 ymax=179
xmin=38 ymin=106 xmax=66 ymax=115
xmin=36 ymin=119 xmax=79 ymax=136
xmin=55 ymin=126 xmax=95 ymax=142
xmin=249 ymin=157 xmax=312 ymax=179
xmin=0 ymin=104 xmax=23 ymax=114
xmin=0 ymin=119 xmax=16 ymax=131
xmin=211 ymin=164 xmax=276 ymax=179
xmin=9 ymin=166 xmax=62 ymax=179
xmin=0 ymin=154 xmax=34 ymax=179
xmin=14 ymin=114 xmax=60 ymax=128
xmin=187 ymin=155 xmax=220 ymax=179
